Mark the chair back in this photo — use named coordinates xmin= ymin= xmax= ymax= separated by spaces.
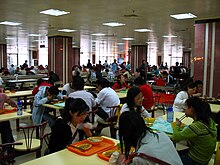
xmin=0 ymin=142 xmax=22 ymax=165
xmin=106 ymin=105 xmax=122 ymax=123
xmin=18 ymin=121 xmax=48 ymax=151
xmin=155 ymin=78 xmax=166 ymax=86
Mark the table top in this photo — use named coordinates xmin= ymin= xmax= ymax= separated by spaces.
xmin=21 ymin=136 xmax=118 ymax=165
xmin=0 ymin=111 xmax=32 ymax=122
xmin=209 ymin=103 xmax=220 ymax=113
xmin=7 ymin=79 xmax=38 ymax=83
xmin=5 ymin=90 xmax=33 ymax=98
xmin=58 ymin=85 xmax=96 ymax=91
xmin=161 ymin=111 xmax=193 ymax=125
xmin=43 ymin=103 xmax=64 ymax=110
xmin=116 ymin=91 xmax=127 ymax=99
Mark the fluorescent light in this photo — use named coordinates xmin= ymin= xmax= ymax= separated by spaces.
xmin=0 ymin=21 xmax=21 ymax=26
xmin=58 ymin=29 xmax=76 ymax=32
xmin=117 ymin=43 xmax=124 ymax=45
xmin=103 ymin=22 xmax=125 ymax=27
xmin=162 ymin=35 xmax=177 ymax=38
xmin=170 ymin=13 xmax=197 ymax=20
xmin=122 ymin=37 xmax=134 ymax=41
xmin=40 ymin=9 xmax=70 ymax=16
xmin=91 ymin=33 xmax=106 ymax=36
xmin=134 ymin=28 xmax=152 ymax=32
xmin=29 ymin=34 xmax=43 ymax=37
xmin=5 ymin=37 xmax=14 ymax=40
xmin=146 ymin=41 xmax=156 ymax=44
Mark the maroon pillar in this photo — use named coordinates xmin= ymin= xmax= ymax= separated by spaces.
xmin=131 ymin=44 xmax=148 ymax=73
xmin=48 ymin=36 xmax=73 ymax=84
xmin=0 ymin=44 xmax=7 ymax=68
xmin=72 ymin=47 xmax=80 ymax=66
xmin=194 ymin=19 xmax=220 ymax=97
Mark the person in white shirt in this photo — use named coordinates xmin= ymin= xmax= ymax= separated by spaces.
xmin=120 ymin=86 xmax=151 ymax=118
xmin=62 ymin=81 xmax=75 ymax=97
xmin=95 ymin=78 xmax=120 ymax=120
xmin=69 ymin=77 xmax=96 ymax=112
xmin=173 ymin=83 xmax=197 ymax=112
xmin=8 ymin=64 xmax=15 ymax=75
xmin=118 ymin=111 xmax=183 ymax=165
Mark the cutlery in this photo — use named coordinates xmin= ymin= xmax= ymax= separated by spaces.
xmin=179 ymin=114 xmax=186 ymax=121
xmin=68 ymin=145 xmax=86 ymax=151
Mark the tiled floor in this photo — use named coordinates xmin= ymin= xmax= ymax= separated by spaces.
xmin=4 ymin=108 xmax=216 ymax=165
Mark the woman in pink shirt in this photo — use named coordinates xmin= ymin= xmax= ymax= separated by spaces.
xmin=0 ymin=93 xmax=17 ymax=144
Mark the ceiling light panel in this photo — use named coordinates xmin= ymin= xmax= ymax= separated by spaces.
xmin=170 ymin=13 xmax=197 ymax=19
xmin=162 ymin=35 xmax=177 ymax=38
xmin=0 ymin=21 xmax=21 ymax=26
xmin=122 ymin=37 xmax=134 ymax=40
xmin=91 ymin=33 xmax=106 ymax=36
xmin=58 ymin=29 xmax=76 ymax=32
xmin=40 ymin=9 xmax=70 ymax=16
xmin=103 ymin=22 xmax=125 ymax=27
xmin=134 ymin=29 xmax=152 ymax=32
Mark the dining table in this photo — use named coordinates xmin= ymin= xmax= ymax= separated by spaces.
xmin=21 ymin=136 xmax=118 ymax=165
xmin=0 ymin=111 xmax=32 ymax=122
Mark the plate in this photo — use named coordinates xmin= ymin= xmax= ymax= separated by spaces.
xmin=103 ymin=149 xmax=116 ymax=157
xmin=76 ymin=143 xmax=92 ymax=151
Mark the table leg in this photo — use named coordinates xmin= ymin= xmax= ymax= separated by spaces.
xmin=16 ymin=119 xmax=20 ymax=131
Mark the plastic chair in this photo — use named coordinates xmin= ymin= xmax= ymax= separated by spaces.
xmin=0 ymin=142 xmax=22 ymax=165
xmin=14 ymin=121 xmax=48 ymax=158
xmin=147 ymin=94 xmax=161 ymax=117
xmin=155 ymin=78 xmax=166 ymax=86
xmin=95 ymin=105 xmax=122 ymax=138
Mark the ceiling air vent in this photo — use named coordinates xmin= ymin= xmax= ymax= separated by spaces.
xmin=123 ymin=10 xmax=139 ymax=18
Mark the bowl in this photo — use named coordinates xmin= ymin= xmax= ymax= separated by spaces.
xmin=145 ymin=118 xmax=156 ymax=123
xmin=87 ymin=137 xmax=103 ymax=145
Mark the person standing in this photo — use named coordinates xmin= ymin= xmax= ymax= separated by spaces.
xmin=8 ymin=64 xmax=15 ymax=75
xmin=111 ymin=59 xmax=118 ymax=75
xmin=139 ymin=60 xmax=147 ymax=82
xmin=22 ymin=60 xmax=28 ymax=69
xmin=86 ymin=59 xmax=92 ymax=69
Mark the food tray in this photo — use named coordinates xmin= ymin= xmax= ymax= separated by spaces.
xmin=97 ymin=146 xmax=118 ymax=161
xmin=67 ymin=137 xmax=115 ymax=156
xmin=0 ymin=108 xmax=17 ymax=115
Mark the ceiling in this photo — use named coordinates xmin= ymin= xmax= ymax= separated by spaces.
xmin=0 ymin=0 xmax=220 ymax=54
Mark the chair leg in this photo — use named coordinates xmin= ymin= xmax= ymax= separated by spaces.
xmin=110 ymin=126 xmax=117 ymax=139
xmin=36 ymin=149 xmax=41 ymax=158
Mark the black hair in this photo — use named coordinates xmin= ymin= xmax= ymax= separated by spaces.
xmin=182 ymin=82 xmax=196 ymax=91
xmin=37 ymin=78 xmax=43 ymax=86
xmin=119 ymin=111 xmax=156 ymax=158
xmin=62 ymin=98 xmax=89 ymax=123
xmin=194 ymin=80 xmax=203 ymax=86
xmin=96 ymin=78 xmax=110 ymax=88
xmin=185 ymin=97 xmax=211 ymax=125
xmin=134 ymin=77 xmax=145 ymax=86
xmin=72 ymin=77 xmax=84 ymax=90
xmin=116 ymin=74 xmax=124 ymax=87
xmin=48 ymin=86 xmax=59 ymax=96
xmin=126 ymin=86 xmax=142 ymax=113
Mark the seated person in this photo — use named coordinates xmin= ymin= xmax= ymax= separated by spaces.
xmin=112 ymin=74 xmax=130 ymax=92
xmin=61 ymin=81 xmax=75 ymax=97
xmin=48 ymin=98 xmax=91 ymax=154
xmin=193 ymin=80 xmax=203 ymax=97
xmin=32 ymin=78 xmax=52 ymax=96
xmin=161 ymin=70 xmax=174 ymax=85
xmin=48 ymin=71 xmax=60 ymax=85
xmin=95 ymin=78 xmax=120 ymax=133
xmin=171 ymin=97 xmax=217 ymax=165
xmin=120 ymin=86 xmax=151 ymax=118
xmin=118 ymin=111 xmax=182 ymax=165
xmin=0 ymin=93 xmax=17 ymax=144
xmin=32 ymin=86 xmax=60 ymax=127
xmin=134 ymin=77 xmax=153 ymax=110
xmin=69 ymin=77 xmax=96 ymax=112
xmin=173 ymin=83 xmax=196 ymax=112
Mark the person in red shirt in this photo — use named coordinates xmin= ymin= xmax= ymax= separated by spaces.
xmin=112 ymin=74 xmax=130 ymax=92
xmin=134 ymin=77 xmax=153 ymax=109
xmin=32 ymin=78 xmax=52 ymax=95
